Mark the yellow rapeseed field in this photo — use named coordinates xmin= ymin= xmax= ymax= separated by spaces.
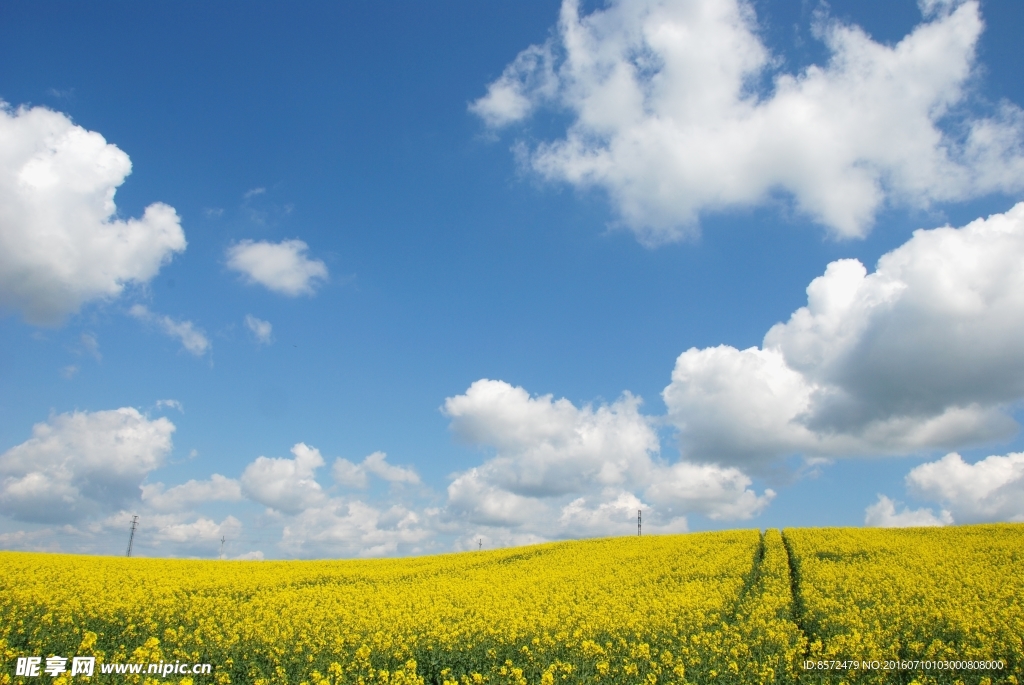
xmin=786 ymin=524 xmax=1024 ymax=685
xmin=1 ymin=524 xmax=1021 ymax=684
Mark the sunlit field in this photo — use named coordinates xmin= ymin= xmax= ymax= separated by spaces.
xmin=2 ymin=525 xmax=1021 ymax=684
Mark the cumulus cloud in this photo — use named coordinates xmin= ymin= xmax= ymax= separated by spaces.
xmin=0 ymin=408 xmax=174 ymax=523
xmin=226 ymin=239 xmax=328 ymax=296
xmin=144 ymin=513 xmax=243 ymax=552
xmin=0 ymin=528 xmax=61 ymax=553
xmin=210 ymin=381 xmax=771 ymax=554
xmin=445 ymin=468 xmax=542 ymax=527
xmin=231 ymin=443 xmax=431 ymax=556
xmin=644 ymin=461 xmax=775 ymax=520
xmin=0 ymin=508 xmax=248 ymax=557
xmin=331 ymin=451 xmax=420 ymax=489
xmin=905 ymin=451 xmax=1024 ymax=523
xmin=664 ymin=203 xmax=1024 ymax=467
xmin=864 ymin=494 xmax=952 ymax=527
xmin=442 ymin=379 xmax=771 ymax=537
xmin=142 ymin=474 xmax=243 ymax=512
xmin=444 ymin=379 xmax=659 ymax=496
xmin=129 ymin=305 xmax=211 ymax=356
xmin=281 ymin=500 xmax=432 ymax=558
xmin=245 ymin=314 xmax=273 ymax=345
xmin=0 ymin=104 xmax=186 ymax=324
xmin=83 ymin=510 xmax=246 ymax=557
xmin=331 ymin=457 xmax=368 ymax=489
xmin=558 ymin=490 xmax=684 ymax=538
xmin=473 ymin=0 xmax=1024 ymax=243
xmin=240 ymin=442 xmax=327 ymax=514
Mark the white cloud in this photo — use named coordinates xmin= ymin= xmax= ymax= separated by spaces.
xmin=444 ymin=379 xmax=659 ymax=497
xmin=442 ymin=379 xmax=771 ymax=536
xmin=141 ymin=474 xmax=243 ymax=512
xmin=644 ymin=461 xmax=774 ymax=520
xmin=233 ymin=445 xmax=430 ymax=557
xmin=240 ymin=442 xmax=327 ymax=514
xmin=473 ymin=0 xmax=1024 ymax=244
xmin=281 ymin=500 xmax=432 ymax=558
xmin=905 ymin=451 xmax=1024 ymax=523
xmin=226 ymin=239 xmax=328 ymax=296
xmin=919 ymin=0 xmax=961 ymax=19
xmin=155 ymin=399 xmax=183 ymax=413
xmin=129 ymin=304 xmax=211 ymax=356
xmin=558 ymin=490 xmax=689 ymax=538
xmin=331 ymin=451 xmax=420 ymax=489
xmin=87 ymin=510 xmax=245 ymax=557
xmin=244 ymin=314 xmax=273 ymax=345
xmin=331 ymin=457 xmax=368 ymax=489
xmin=864 ymin=494 xmax=952 ymax=527
xmin=445 ymin=467 xmax=542 ymax=527
xmin=664 ymin=203 xmax=1024 ymax=467
xmin=0 ymin=509 xmax=248 ymax=557
xmin=363 ymin=451 xmax=420 ymax=484
xmin=199 ymin=380 xmax=767 ymax=554
xmin=0 ymin=528 xmax=62 ymax=553
xmin=0 ymin=408 xmax=174 ymax=523
xmin=146 ymin=513 xmax=243 ymax=548
xmin=451 ymin=529 xmax=547 ymax=553
xmin=470 ymin=43 xmax=559 ymax=128
xmin=0 ymin=104 xmax=186 ymax=324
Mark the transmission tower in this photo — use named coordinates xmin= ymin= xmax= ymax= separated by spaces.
xmin=638 ymin=509 xmax=642 ymax=537
xmin=220 ymin=535 xmax=226 ymax=560
xmin=126 ymin=515 xmax=139 ymax=557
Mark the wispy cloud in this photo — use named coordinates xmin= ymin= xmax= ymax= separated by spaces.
xmin=155 ymin=399 xmax=184 ymax=413
xmin=80 ymin=332 xmax=101 ymax=361
xmin=245 ymin=315 xmax=273 ymax=345
xmin=129 ymin=305 xmax=211 ymax=356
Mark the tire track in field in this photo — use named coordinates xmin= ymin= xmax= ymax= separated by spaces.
xmin=728 ymin=529 xmax=767 ymax=621
xmin=781 ymin=529 xmax=813 ymax=661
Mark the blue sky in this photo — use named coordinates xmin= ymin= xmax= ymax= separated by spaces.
xmin=2 ymin=0 xmax=1023 ymax=558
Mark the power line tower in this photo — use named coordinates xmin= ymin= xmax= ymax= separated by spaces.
xmin=638 ymin=509 xmax=642 ymax=537
xmin=126 ymin=515 xmax=139 ymax=557
xmin=478 ymin=538 xmax=482 ymax=551
xmin=219 ymin=536 xmax=226 ymax=560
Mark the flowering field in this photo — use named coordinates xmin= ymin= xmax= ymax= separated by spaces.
xmin=1 ymin=525 xmax=1020 ymax=684
xmin=787 ymin=524 xmax=1024 ymax=684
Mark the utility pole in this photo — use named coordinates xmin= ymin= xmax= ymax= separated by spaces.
xmin=126 ymin=515 xmax=139 ymax=557
xmin=638 ymin=509 xmax=642 ymax=537
xmin=219 ymin=536 xmax=226 ymax=560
